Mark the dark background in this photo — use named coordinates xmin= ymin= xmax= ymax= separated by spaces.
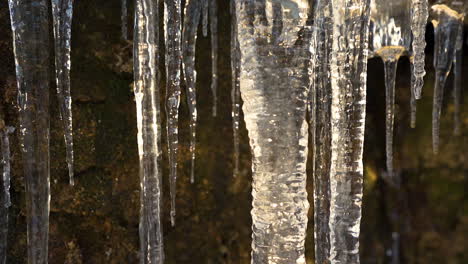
xmin=0 ymin=1 xmax=466 ymax=263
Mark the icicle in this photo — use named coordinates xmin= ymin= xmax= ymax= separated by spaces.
xmin=230 ymin=0 xmax=241 ymax=177
xmin=202 ymin=0 xmax=209 ymax=37
xmin=310 ymin=0 xmax=332 ymax=262
xmin=134 ymin=0 xmax=165 ymax=261
xmin=0 ymin=126 xmax=13 ymax=264
xmin=209 ymin=0 xmax=218 ymax=117
xmin=182 ymin=0 xmax=202 ymax=183
xmin=410 ymin=0 xmax=429 ymax=100
xmin=382 ymin=53 xmax=401 ymax=175
xmin=0 ymin=200 xmax=7 ymax=264
xmin=329 ymin=0 xmax=371 ymax=263
xmin=122 ymin=0 xmax=128 ymax=40
xmin=391 ymin=232 xmax=400 ymax=264
xmin=51 ymin=0 xmax=75 ymax=186
xmin=164 ymin=0 xmax=182 ymax=226
xmin=453 ymin=22 xmax=463 ymax=135
xmin=371 ymin=0 xmax=411 ymax=174
xmin=8 ymin=0 xmax=51 ymax=263
xmin=236 ymin=1 xmax=312 ymax=263
xmin=410 ymin=81 xmax=417 ymax=128
xmin=431 ymin=4 xmax=464 ymax=154
xmin=1 ymin=127 xmax=14 ymax=208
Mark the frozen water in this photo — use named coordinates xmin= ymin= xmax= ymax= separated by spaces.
xmin=8 ymin=0 xmax=51 ymax=262
xmin=329 ymin=0 xmax=371 ymax=263
xmin=235 ymin=0 xmax=312 ymax=263
xmin=134 ymin=0 xmax=165 ymax=262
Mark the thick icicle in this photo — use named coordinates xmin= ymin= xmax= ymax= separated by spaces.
xmin=182 ymin=0 xmax=202 ymax=183
xmin=329 ymin=0 xmax=371 ymax=263
xmin=51 ymin=0 xmax=75 ymax=185
xmin=209 ymin=0 xmax=218 ymax=117
xmin=134 ymin=0 xmax=164 ymax=262
xmin=310 ymin=0 xmax=332 ymax=262
xmin=230 ymin=0 xmax=241 ymax=177
xmin=453 ymin=21 xmax=463 ymax=135
xmin=236 ymin=1 xmax=312 ymax=263
xmin=431 ymin=4 xmax=464 ymax=154
xmin=410 ymin=0 xmax=429 ymax=100
xmin=122 ymin=0 xmax=128 ymax=40
xmin=0 ymin=126 xmax=14 ymax=264
xmin=371 ymin=0 xmax=411 ymax=174
xmin=8 ymin=1 xmax=51 ymax=263
xmin=164 ymin=0 xmax=182 ymax=226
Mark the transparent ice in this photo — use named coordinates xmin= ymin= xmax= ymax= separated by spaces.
xmin=134 ymin=0 xmax=165 ymax=262
xmin=329 ymin=0 xmax=371 ymax=263
xmin=164 ymin=0 xmax=182 ymax=226
xmin=8 ymin=1 xmax=51 ymax=263
xmin=51 ymin=0 xmax=75 ymax=185
xmin=309 ymin=0 xmax=332 ymax=263
xmin=235 ymin=1 xmax=312 ymax=263
xmin=0 ymin=126 xmax=14 ymax=264
xmin=431 ymin=3 xmax=465 ymax=154
xmin=371 ymin=0 xmax=411 ymax=174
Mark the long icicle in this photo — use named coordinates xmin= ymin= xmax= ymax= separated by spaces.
xmin=121 ymin=0 xmax=128 ymax=40
xmin=410 ymin=0 xmax=429 ymax=100
xmin=202 ymin=0 xmax=209 ymax=37
xmin=134 ymin=0 xmax=164 ymax=262
xmin=310 ymin=0 xmax=332 ymax=262
xmin=1 ymin=127 xmax=14 ymax=208
xmin=209 ymin=0 xmax=218 ymax=117
xmin=431 ymin=4 xmax=464 ymax=154
xmin=453 ymin=20 xmax=463 ymax=136
xmin=1 ymin=126 xmax=14 ymax=264
xmin=8 ymin=0 xmax=51 ymax=263
xmin=383 ymin=54 xmax=400 ymax=175
xmin=329 ymin=0 xmax=371 ymax=263
xmin=236 ymin=1 xmax=312 ymax=262
xmin=182 ymin=0 xmax=202 ymax=183
xmin=164 ymin=0 xmax=182 ymax=226
xmin=230 ymin=0 xmax=241 ymax=177
xmin=51 ymin=0 xmax=75 ymax=186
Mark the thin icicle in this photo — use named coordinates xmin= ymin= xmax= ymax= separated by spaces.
xmin=134 ymin=0 xmax=164 ymax=261
xmin=1 ymin=127 xmax=14 ymax=208
xmin=209 ymin=0 xmax=218 ymax=117
xmin=0 ymin=197 xmax=7 ymax=264
xmin=164 ymin=0 xmax=182 ymax=226
xmin=410 ymin=0 xmax=429 ymax=100
xmin=329 ymin=0 xmax=371 ymax=263
xmin=410 ymin=79 xmax=417 ymax=128
xmin=51 ymin=0 xmax=75 ymax=186
xmin=431 ymin=4 xmax=464 ymax=154
xmin=453 ymin=22 xmax=463 ymax=135
xmin=122 ymin=0 xmax=128 ymax=40
xmin=230 ymin=0 xmax=241 ymax=177
xmin=371 ymin=0 xmax=411 ymax=174
xmin=310 ymin=0 xmax=332 ymax=262
xmin=0 ymin=126 xmax=13 ymax=264
xmin=8 ymin=1 xmax=51 ymax=263
xmin=382 ymin=52 xmax=402 ymax=175
xmin=182 ymin=0 xmax=202 ymax=183
xmin=236 ymin=1 xmax=312 ymax=263
xmin=202 ymin=0 xmax=209 ymax=37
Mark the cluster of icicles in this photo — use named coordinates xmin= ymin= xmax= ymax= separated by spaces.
xmin=1 ymin=0 xmax=466 ymax=263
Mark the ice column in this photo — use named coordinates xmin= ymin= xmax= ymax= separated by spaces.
xmin=329 ymin=0 xmax=371 ymax=263
xmin=236 ymin=1 xmax=312 ymax=263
